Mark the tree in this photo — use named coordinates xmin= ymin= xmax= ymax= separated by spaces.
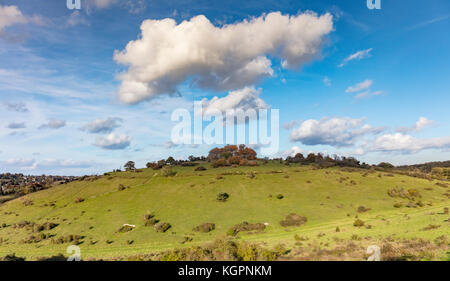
xmin=166 ymin=156 xmax=175 ymax=165
xmin=124 ymin=161 xmax=135 ymax=171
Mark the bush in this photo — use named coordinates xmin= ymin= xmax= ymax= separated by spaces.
xmin=146 ymin=162 xmax=163 ymax=170
xmin=216 ymin=192 xmax=230 ymax=202
xmin=276 ymin=194 xmax=284 ymax=200
xmin=247 ymin=160 xmax=259 ymax=166
xmin=154 ymin=222 xmax=171 ymax=233
xmin=353 ymin=219 xmax=365 ymax=227
xmin=228 ymin=156 xmax=243 ymax=165
xmin=212 ymin=158 xmax=228 ymax=168
xmin=357 ymin=206 xmax=370 ymax=213
xmin=117 ymin=225 xmax=134 ymax=233
xmin=227 ymin=222 xmax=266 ymax=236
xmin=195 ymin=166 xmax=206 ymax=171
xmin=193 ymin=223 xmax=215 ymax=233
xmin=280 ymin=213 xmax=307 ymax=227
xmin=118 ymin=184 xmax=126 ymax=191
xmin=162 ymin=166 xmax=177 ymax=177
xmin=75 ymin=197 xmax=85 ymax=203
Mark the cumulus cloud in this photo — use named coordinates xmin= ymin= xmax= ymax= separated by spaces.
xmin=94 ymin=133 xmax=131 ymax=150
xmin=345 ymin=79 xmax=373 ymax=93
xmin=0 ymin=5 xmax=44 ymax=33
xmin=396 ymin=117 xmax=434 ymax=133
xmin=282 ymin=120 xmax=299 ymax=130
xmin=4 ymin=101 xmax=28 ymax=112
xmin=81 ymin=117 xmax=122 ymax=134
xmin=39 ymin=120 xmax=66 ymax=130
xmin=7 ymin=121 xmax=26 ymax=129
xmin=114 ymin=12 xmax=334 ymax=103
xmin=338 ymin=48 xmax=373 ymax=67
xmin=289 ymin=117 xmax=384 ymax=147
xmin=200 ymin=86 xmax=268 ymax=116
xmin=364 ymin=133 xmax=450 ymax=154
xmin=0 ymin=5 xmax=27 ymax=32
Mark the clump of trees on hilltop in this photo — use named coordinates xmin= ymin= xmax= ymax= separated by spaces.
xmin=208 ymin=145 xmax=258 ymax=168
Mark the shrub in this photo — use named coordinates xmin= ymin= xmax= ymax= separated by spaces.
xmin=212 ymin=158 xmax=228 ymax=168
xmin=22 ymin=199 xmax=33 ymax=206
xmin=276 ymin=194 xmax=284 ymax=200
xmin=146 ymin=162 xmax=162 ymax=170
xmin=247 ymin=160 xmax=259 ymax=166
xmin=193 ymin=223 xmax=215 ymax=233
xmin=228 ymin=156 xmax=243 ymax=165
xmin=195 ymin=166 xmax=206 ymax=171
xmin=227 ymin=222 xmax=266 ymax=236
xmin=75 ymin=197 xmax=85 ymax=203
xmin=357 ymin=206 xmax=370 ymax=213
xmin=280 ymin=213 xmax=307 ymax=227
xmin=154 ymin=222 xmax=171 ymax=233
xmin=216 ymin=192 xmax=230 ymax=202
xmin=118 ymin=184 xmax=126 ymax=191
xmin=162 ymin=166 xmax=177 ymax=177
xmin=394 ymin=203 xmax=403 ymax=208
xmin=247 ymin=172 xmax=255 ymax=179
xmin=353 ymin=219 xmax=365 ymax=227
xmin=145 ymin=218 xmax=159 ymax=226
xmin=117 ymin=225 xmax=134 ymax=233
xmin=239 ymin=159 xmax=248 ymax=166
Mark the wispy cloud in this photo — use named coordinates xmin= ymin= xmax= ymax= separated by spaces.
xmin=339 ymin=48 xmax=373 ymax=67
xmin=407 ymin=14 xmax=450 ymax=31
xmin=345 ymin=80 xmax=373 ymax=93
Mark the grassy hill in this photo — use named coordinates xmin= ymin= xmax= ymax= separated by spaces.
xmin=0 ymin=161 xmax=448 ymax=261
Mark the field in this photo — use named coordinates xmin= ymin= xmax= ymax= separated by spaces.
xmin=0 ymin=162 xmax=449 ymax=261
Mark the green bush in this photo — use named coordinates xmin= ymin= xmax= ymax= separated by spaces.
xmin=216 ymin=192 xmax=230 ymax=202
xmin=154 ymin=222 xmax=171 ymax=233
xmin=193 ymin=223 xmax=215 ymax=233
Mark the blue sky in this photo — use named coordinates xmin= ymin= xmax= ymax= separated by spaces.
xmin=0 ymin=0 xmax=449 ymax=175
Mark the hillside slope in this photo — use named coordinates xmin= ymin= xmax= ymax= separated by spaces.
xmin=0 ymin=162 xmax=448 ymax=260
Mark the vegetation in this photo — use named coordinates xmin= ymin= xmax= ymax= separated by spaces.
xmin=0 ymin=147 xmax=448 ymax=260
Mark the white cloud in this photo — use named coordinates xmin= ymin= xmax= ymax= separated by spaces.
xmin=164 ymin=141 xmax=178 ymax=149
xmin=39 ymin=120 xmax=66 ymax=129
xmin=354 ymin=90 xmax=383 ymax=99
xmin=290 ymin=117 xmax=384 ymax=147
xmin=396 ymin=117 xmax=434 ymax=133
xmin=94 ymin=133 xmax=131 ymax=150
xmin=114 ymin=12 xmax=334 ymax=103
xmin=0 ymin=5 xmax=44 ymax=33
xmin=200 ymin=86 xmax=268 ymax=116
xmin=282 ymin=120 xmax=299 ymax=130
xmin=279 ymin=146 xmax=304 ymax=158
xmin=364 ymin=133 xmax=450 ymax=154
xmin=338 ymin=48 xmax=373 ymax=67
xmin=0 ymin=5 xmax=27 ymax=32
xmin=81 ymin=117 xmax=122 ymax=134
xmin=323 ymin=76 xmax=331 ymax=86
xmin=345 ymin=79 xmax=373 ymax=93
xmin=67 ymin=11 xmax=89 ymax=27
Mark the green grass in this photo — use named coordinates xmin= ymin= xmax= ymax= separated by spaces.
xmin=0 ymin=162 xmax=448 ymax=260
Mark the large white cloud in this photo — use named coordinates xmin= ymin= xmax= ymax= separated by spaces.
xmin=290 ymin=117 xmax=384 ymax=147
xmin=94 ymin=133 xmax=131 ymax=150
xmin=114 ymin=12 xmax=334 ymax=104
xmin=200 ymin=86 xmax=268 ymax=116
xmin=364 ymin=133 xmax=450 ymax=154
